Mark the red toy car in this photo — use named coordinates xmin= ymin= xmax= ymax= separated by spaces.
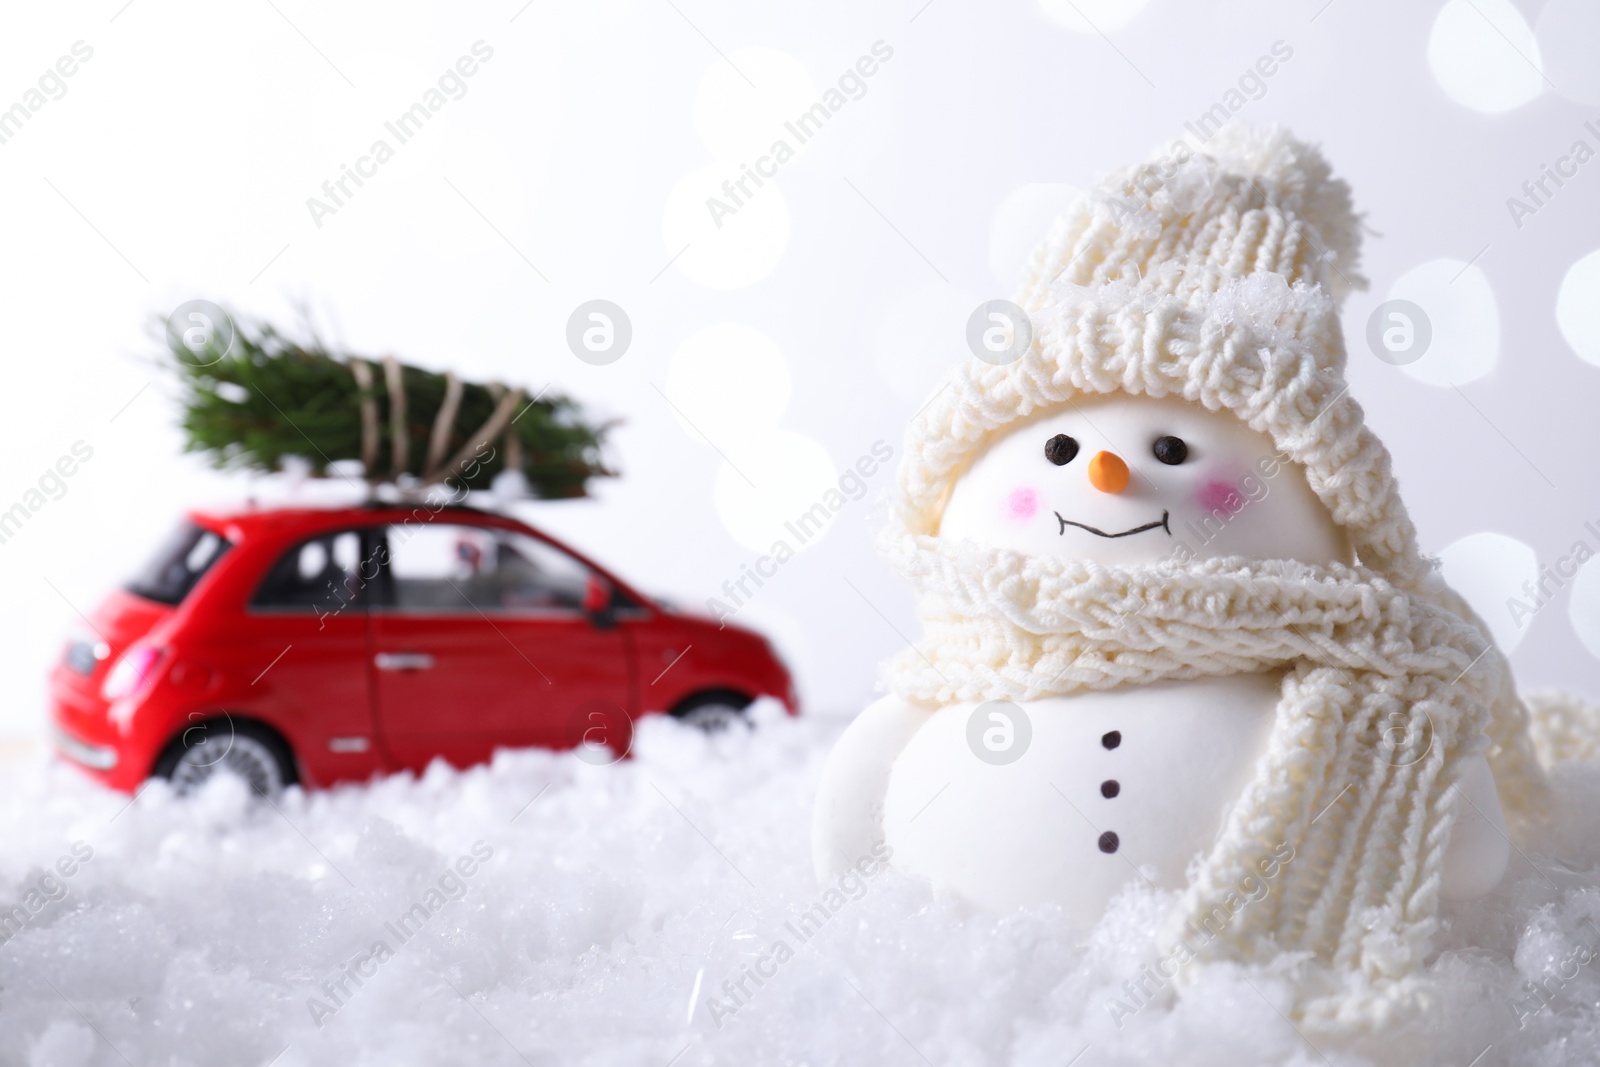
xmin=50 ymin=503 xmax=796 ymax=795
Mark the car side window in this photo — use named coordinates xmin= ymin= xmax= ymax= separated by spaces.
xmin=252 ymin=530 xmax=369 ymax=613
xmin=127 ymin=522 xmax=232 ymax=606
xmin=382 ymin=523 xmax=592 ymax=614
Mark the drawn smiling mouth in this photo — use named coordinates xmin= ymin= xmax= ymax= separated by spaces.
xmin=1054 ymin=510 xmax=1171 ymax=538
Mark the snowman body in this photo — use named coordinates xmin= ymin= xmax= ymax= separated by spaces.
xmin=881 ymin=675 xmax=1280 ymax=914
xmin=814 ymin=394 xmax=1511 ymax=917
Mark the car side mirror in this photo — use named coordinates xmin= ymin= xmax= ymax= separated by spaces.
xmin=582 ymin=574 xmax=616 ymax=629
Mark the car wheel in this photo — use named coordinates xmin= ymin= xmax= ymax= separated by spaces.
xmin=153 ymin=718 xmax=298 ymax=797
xmin=670 ymin=691 xmax=753 ymax=734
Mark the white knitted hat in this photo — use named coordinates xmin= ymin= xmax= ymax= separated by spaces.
xmin=900 ymin=125 xmax=1417 ymax=577
xmin=883 ymin=126 xmax=1552 ymax=1028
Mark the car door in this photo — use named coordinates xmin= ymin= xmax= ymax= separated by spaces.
xmin=368 ymin=520 xmax=635 ymax=771
xmin=245 ymin=527 xmax=378 ymax=777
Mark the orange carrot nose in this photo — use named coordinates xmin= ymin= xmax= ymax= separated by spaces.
xmin=1087 ymin=451 xmax=1129 ymax=494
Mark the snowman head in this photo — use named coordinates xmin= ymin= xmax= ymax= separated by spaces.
xmin=893 ymin=126 xmax=1425 ymax=584
xmin=938 ymin=394 xmax=1349 ymax=568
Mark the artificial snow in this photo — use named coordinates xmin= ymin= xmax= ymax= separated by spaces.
xmin=3 ymin=700 xmax=1599 ymax=1066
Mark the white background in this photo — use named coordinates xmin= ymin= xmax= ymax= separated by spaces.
xmin=1 ymin=0 xmax=1598 ymax=743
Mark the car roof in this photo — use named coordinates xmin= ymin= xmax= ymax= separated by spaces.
xmin=189 ymin=500 xmax=513 ymax=535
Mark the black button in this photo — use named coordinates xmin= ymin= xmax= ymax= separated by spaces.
xmin=1101 ymin=779 xmax=1120 ymax=798
xmin=1098 ymin=831 xmax=1119 ymax=853
xmin=1101 ymin=730 xmax=1121 ymax=749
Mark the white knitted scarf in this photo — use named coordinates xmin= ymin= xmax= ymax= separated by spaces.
xmin=883 ymin=532 xmax=1516 ymax=1027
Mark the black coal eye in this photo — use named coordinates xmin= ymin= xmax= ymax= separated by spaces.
xmin=1153 ymin=436 xmax=1188 ymax=465
xmin=1044 ymin=434 xmax=1079 ymax=465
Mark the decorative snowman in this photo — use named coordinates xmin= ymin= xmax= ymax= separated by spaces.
xmin=813 ymin=126 xmax=1561 ymax=1024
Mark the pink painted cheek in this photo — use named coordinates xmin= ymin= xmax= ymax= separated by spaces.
xmin=1196 ymin=478 xmax=1247 ymax=515
xmin=1005 ymin=487 xmax=1039 ymax=522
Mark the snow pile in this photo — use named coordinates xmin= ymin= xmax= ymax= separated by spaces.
xmin=3 ymin=701 xmax=1600 ymax=1066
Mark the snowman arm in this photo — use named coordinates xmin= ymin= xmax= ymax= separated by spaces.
xmin=811 ymin=695 xmax=931 ymax=881
xmin=1439 ymin=754 xmax=1511 ymax=901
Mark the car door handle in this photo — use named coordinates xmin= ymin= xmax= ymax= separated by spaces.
xmin=375 ymin=652 xmax=435 ymax=671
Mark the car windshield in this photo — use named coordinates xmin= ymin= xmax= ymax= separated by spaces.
xmin=126 ymin=521 xmax=232 ymax=606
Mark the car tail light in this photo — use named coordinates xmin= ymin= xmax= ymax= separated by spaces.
xmin=101 ymin=645 xmax=166 ymax=701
